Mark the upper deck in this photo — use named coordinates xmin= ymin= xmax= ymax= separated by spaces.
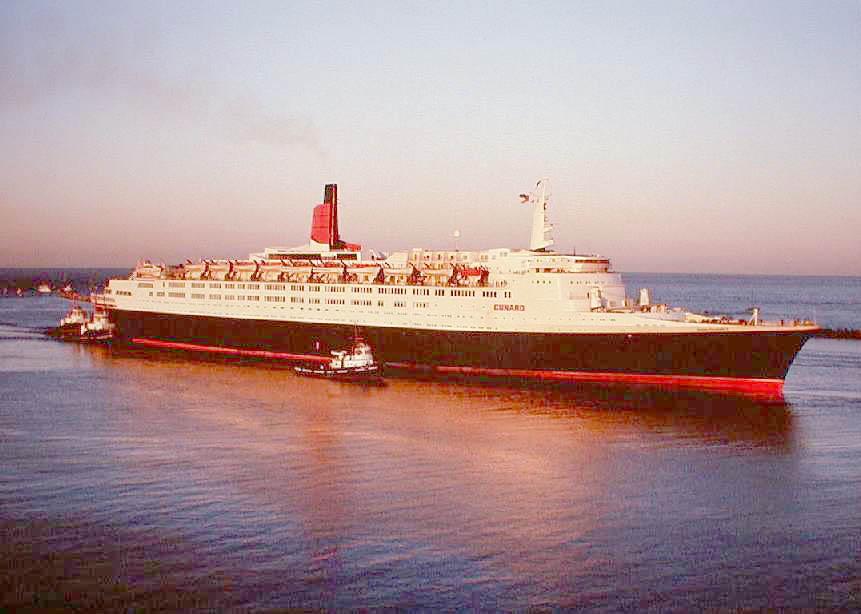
xmin=111 ymin=181 xmax=817 ymax=335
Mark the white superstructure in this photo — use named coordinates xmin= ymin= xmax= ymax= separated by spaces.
xmin=100 ymin=181 xmax=810 ymax=336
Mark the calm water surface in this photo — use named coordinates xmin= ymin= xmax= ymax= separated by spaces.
xmin=2 ymin=293 xmax=860 ymax=611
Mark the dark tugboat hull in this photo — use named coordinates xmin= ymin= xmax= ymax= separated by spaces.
xmin=294 ymin=364 xmax=383 ymax=382
xmin=48 ymin=324 xmax=85 ymax=341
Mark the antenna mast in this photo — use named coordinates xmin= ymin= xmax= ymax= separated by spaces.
xmin=523 ymin=178 xmax=554 ymax=251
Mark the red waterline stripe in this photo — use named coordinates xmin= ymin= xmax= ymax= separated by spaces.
xmin=385 ymin=362 xmax=784 ymax=396
xmin=131 ymin=337 xmax=331 ymax=364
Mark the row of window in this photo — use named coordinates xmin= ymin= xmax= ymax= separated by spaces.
xmin=166 ymin=281 xmax=261 ymax=290
xmin=287 ymin=284 xmax=344 ymax=293
xmin=164 ymin=292 xmax=270 ymax=301
xmin=128 ymin=285 xmax=511 ymax=300
xmin=147 ymin=291 xmax=528 ymax=314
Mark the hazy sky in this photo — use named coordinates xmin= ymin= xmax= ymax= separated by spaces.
xmin=1 ymin=0 xmax=859 ymax=274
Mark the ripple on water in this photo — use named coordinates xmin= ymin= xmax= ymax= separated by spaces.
xmin=1 ymin=315 xmax=860 ymax=609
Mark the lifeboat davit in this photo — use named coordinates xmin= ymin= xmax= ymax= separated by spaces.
xmin=259 ymin=261 xmax=285 ymax=281
xmin=207 ymin=261 xmax=232 ymax=280
xmin=184 ymin=261 xmax=208 ymax=280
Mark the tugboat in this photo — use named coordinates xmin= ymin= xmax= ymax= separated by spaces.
xmin=51 ymin=302 xmax=115 ymax=342
xmin=80 ymin=303 xmax=116 ymax=342
xmin=294 ymin=337 xmax=382 ymax=381
xmin=53 ymin=304 xmax=90 ymax=339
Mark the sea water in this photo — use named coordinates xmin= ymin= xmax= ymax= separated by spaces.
xmin=1 ymin=273 xmax=859 ymax=610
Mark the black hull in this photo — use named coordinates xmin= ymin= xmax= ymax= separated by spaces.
xmin=109 ymin=310 xmax=813 ymax=392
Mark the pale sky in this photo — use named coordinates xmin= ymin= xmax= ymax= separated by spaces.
xmin=1 ymin=0 xmax=859 ymax=274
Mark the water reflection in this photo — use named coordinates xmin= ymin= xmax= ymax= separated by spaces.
xmin=80 ymin=338 xmax=801 ymax=597
xmin=4 ymin=339 xmax=839 ymax=611
xmin=90 ymin=344 xmax=795 ymax=452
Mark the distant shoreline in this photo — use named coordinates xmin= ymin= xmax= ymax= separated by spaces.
xmin=2 ymin=267 xmax=860 ymax=278
xmin=815 ymin=328 xmax=861 ymax=340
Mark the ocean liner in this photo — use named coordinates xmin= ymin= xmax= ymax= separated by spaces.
xmin=99 ymin=181 xmax=817 ymax=396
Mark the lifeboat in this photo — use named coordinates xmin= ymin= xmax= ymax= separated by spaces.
xmin=184 ymin=261 xmax=208 ymax=280
xmin=207 ymin=261 xmax=232 ymax=280
xmin=232 ymin=261 xmax=260 ymax=281
xmin=257 ymin=262 xmax=283 ymax=281
xmin=133 ymin=261 xmax=164 ymax=279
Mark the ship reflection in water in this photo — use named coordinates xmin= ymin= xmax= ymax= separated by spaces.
xmin=4 ymin=339 xmax=860 ymax=611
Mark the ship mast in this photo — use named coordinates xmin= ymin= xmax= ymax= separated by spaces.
xmin=523 ymin=178 xmax=554 ymax=251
